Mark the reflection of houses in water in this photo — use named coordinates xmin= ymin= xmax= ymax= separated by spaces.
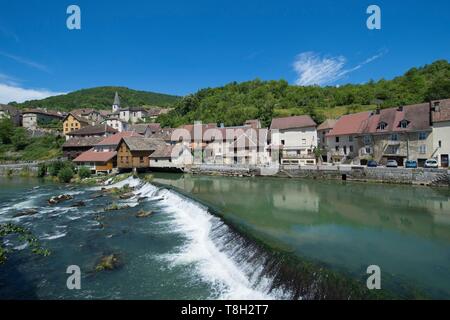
xmin=272 ymin=184 xmax=319 ymax=213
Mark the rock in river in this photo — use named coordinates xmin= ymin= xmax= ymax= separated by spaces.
xmin=95 ymin=254 xmax=121 ymax=272
xmin=70 ymin=201 xmax=85 ymax=207
xmin=13 ymin=208 xmax=38 ymax=218
xmin=48 ymin=194 xmax=73 ymax=205
xmin=136 ymin=210 xmax=153 ymax=218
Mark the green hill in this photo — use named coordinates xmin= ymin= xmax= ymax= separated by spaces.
xmin=158 ymin=60 xmax=450 ymax=128
xmin=13 ymin=86 xmax=180 ymax=111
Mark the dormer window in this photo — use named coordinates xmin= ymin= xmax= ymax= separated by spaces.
xmin=377 ymin=122 xmax=388 ymax=130
xmin=399 ymin=120 xmax=410 ymax=129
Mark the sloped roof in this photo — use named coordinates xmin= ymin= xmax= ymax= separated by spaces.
xmin=22 ymin=108 xmax=64 ymax=118
xmin=129 ymin=124 xmax=151 ymax=135
xmin=149 ymin=145 xmax=174 ymax=158
xmin=113 ymin=92 xmax=120 ymax=106
xmin=270 ymin=115 xmax=316 ymax=130
xmin=327 ymin=111 xmax=372 ymax=137
xmin=361 ymin=103 xmax=431 ymax=134
xmin=432 ymin=99 xmax=450 ymax=123
xmin=74 ymin=150 xmax=117 ymax=163
xmin=68 ymin=124 xmax=117 ymax=136
xmin=0 ymin=104 xmax=19 ymax=116
xmin=317 ymin=119 xmax=337 ymax=131
xmin=121 ymin=137 xmax=166 ymax=152
xmin=62 ymin=136 xmax=104 ymax=148
xmin=64 ymin=112 xmax=90 ymax=124
xmin=96 ymin=131 xmax=140 ymax=146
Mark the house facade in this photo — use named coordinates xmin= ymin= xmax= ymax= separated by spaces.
xmin=73 ymin=131 xmax=139 ymax=173
xmin=116 ymin=137 xmax=165 ymax=171
xmin=270 ymin=116 xmax=317 ymax=165
xmin=149 ymin=144 xmax=193 ymax=170
xmin=431 ymin=99 xmax=450 ymax=168
xmin=359 ymin=104 xmax=434 ymax=166
xmin=66 ymin=124 xmax=118 ymax=140
xmin=0 ymin=104 xmax=21 ymax=126
xmin=63 ymin=113 xmax=89 ymax=136
xmin=317 ymin=119 xmax=337 ymax=163
xmin=22 ymin=109 xmax=64 ymax=130
xmin=326 ymin=112 xmax=371 ymax=164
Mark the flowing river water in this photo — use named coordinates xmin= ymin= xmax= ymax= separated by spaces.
xmin=0 ymin=174 xmax=449 ymax=299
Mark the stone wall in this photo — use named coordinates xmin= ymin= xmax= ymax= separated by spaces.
xmin=0 ymin=162 xmax=39 ymax=176
xmin=188 ymin=164 xmax=450 ymax=186
xmin=278 ymin=165 xmax=449 ymax=187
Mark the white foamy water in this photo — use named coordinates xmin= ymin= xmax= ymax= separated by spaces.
xmin=133 ymin=182 xmax=286 ymax=300
xmin=90 ymin=176 xmax=141 ymax=191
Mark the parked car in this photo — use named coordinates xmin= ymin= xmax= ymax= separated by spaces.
xmin=386 ymin=160 xmax=398 ymax=168
xmin=424 ymin=159 xmax=439 ymax=168
xmin=367 ymin=160 xmax=378 ymax=167
xmin=405 ymin=160 xmax=418 ymax=168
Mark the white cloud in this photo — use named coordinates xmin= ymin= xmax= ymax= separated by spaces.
xmin=0 ymin=51 xmax=49 ymax=73
xmin=0 ymin=83 xmax=64 ymax=104
xmin=293 ymin=50 xmax=387 ymax=86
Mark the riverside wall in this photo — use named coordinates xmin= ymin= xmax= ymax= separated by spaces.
xmin=187 ymin=164 xmax=450 ymax=187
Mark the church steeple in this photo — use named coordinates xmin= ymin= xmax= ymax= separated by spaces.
xmin=112 ymin=92 xmax=120 ymax=113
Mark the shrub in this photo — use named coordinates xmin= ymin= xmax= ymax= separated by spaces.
xmin=58 ymin=167 xmax=74 ymax=183
xmin=37 ymin=163 xmax=47 ymax=177
xmin=78 ymin=166 xmax=91 ymax=179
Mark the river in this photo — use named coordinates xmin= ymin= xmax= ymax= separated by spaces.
xmin=0 ymin=174 xmax=449 ymax=299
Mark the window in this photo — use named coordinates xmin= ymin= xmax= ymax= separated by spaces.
xmin=348 ymin=136 xmax=353 ymax=142
xmin=365 ymin=147 xmax=372 ymax=154
xmin=281 ymin=140 xmax=285 ymax=145
xmin=419 ymin=145 xmax=427 ymax=154
xmin=399 ymin=120 xmax=409 ymax=129
xmin=377 ymin=122 xmax=387 ymax=130
xmin=364 ymin=136 xmax=371 ymax=145
xmin=335 ymin=137 xmax=339 ymax=143
xmin=349 ymin=146 xmax=354 ymax=153
xmin=390 ymin=134 xmax=398 ymax=141
xmin=301 ymin=139 xmax=306 ymax=145
xmin=335 ymin=146 xmax=339 ymax=152
xmin=439 ymin=140 xmax=442 ymax=148
xmin=344 ymin=146 xmax=347 ymax=155
xmin=418 ymin=132 xmax=427 ymax=140
xmin=140 ymin=157 xmax=144 ymax=163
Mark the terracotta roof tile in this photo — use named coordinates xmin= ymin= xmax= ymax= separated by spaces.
xmin=74 ymin=150 xmax=117 ymax=162
xmin=270 ymin=115 xmax=316 ymax=130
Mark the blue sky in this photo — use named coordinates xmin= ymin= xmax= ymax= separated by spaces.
xmin=0 ymin=0 xmax=449 ymax=103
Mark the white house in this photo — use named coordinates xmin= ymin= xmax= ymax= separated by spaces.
xmin=270 ymin=115 xmax=317 ymax=165
xmin=103 ymin=117 xmax=128 ymax=132
xmin=431 ymin=99 xmax=450 ymax=168
xmin=149 ymin=144 xmax=193 ymax=170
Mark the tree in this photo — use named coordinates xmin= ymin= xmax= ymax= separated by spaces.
xmin=58 ymin=167 xmax=74 ymax=183
xmin=78 ymin=166 xmax=91 ymax=179
xmin=0 ymin=118 xmax=14 ymax=144
xmin=11 ymin=128 xmax=31 ymax=151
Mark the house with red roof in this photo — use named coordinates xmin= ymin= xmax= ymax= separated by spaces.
xmin=73 ymin=131 xmax=140 ymax=173
xmin=358 ymin=103 xmax=434 ymax=166
xmin=325 ymin=111 xmax=371 ymax=164
xmin=270 ymin=115 xmax=318 ymax=165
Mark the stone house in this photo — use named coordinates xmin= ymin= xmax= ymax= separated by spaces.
xmin=0 ymin=104 xmax=21 ymax=126
xmin=358 ymin=103 xmax=434 ymax=166
xmin=22 ymin=109 xmax=64 ymax=130
xmin=270 ymin=115 xmax=318 ymax=165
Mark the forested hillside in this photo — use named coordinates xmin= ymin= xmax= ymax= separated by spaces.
xmin=12 ymin=86 xmax=180 ymax=111
xmin=158 ymin=60 xmax=450 ymax=127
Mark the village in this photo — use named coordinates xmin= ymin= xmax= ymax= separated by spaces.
xmin=1 ymin=93 xmax=450 ymax=179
